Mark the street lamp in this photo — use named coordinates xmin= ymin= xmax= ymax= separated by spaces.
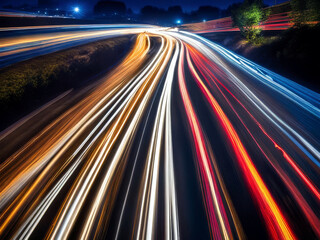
xmin=74 ymin=7 xmax=80 ymax=13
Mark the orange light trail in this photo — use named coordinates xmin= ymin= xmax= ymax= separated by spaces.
xmin=0 ymin=26 xmax=319 ymax=240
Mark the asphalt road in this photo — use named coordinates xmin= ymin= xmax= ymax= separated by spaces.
xmin=0 ymin=26 xmax=319 ymax=240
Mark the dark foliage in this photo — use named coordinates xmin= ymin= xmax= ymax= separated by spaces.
xmin=290 ymin=0 xmax=320 ymax=26
xmin=138 ymin=5 xmax=224 ymax=25
xmin=140 ymin=5 xmax=167 ymax=23
xmin=265 ymin=24 xmax=320 ymax=89
xmin=0 ymin=37 xmax=132 ymax=128
xmin=193 ymin=6 xmax=220 ymax=21
xmin=94 ymin=0 xmax=127 ymax=17
xmin=202 ymin=24 xmax=320 ymax=91
xmin=236 ymin=24 xmax=320 ymax=90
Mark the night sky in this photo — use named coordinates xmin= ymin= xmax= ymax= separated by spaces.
xmin=1 ymin=0 xmax=288 ymax=12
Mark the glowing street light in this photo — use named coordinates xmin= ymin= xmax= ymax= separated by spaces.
xmin=176 ymin=19 xmax=181 ymax=24
xmin=74 ymin=7 xmax=80 ymax=13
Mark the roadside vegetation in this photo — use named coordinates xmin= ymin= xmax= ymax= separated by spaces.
xmin=231 ymin=0 xmax=270 ymax=44
xmin=0 ymin=36 xmax=133 ymax=128
xmin=231 ymin=0 xmax=320 ymax=44
xmin=219 ymin=0 xmax=319 ymax=90
xmin=290 ymin=0 xmax=320 ymax=26
xmin=201 ymin=22 xmax=320 ymax=91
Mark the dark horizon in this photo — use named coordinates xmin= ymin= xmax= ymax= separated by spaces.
xmin=1 ymin=0 xmax=289 ymax=13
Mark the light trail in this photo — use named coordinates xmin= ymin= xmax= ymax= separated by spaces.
xmin=0 ymin=25 xmax=156 ymax=68
xmin=182 ymin=12 xmax=294 ymax=33
xmin=183 ymin=44 xmax=295 ymax=240
xmin=0 ymin=25 xmax=319 ymax=239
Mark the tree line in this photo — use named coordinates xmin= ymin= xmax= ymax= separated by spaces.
xmin=93 ymin=0 xmax=239 ymax=24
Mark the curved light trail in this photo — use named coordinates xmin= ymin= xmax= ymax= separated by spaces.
xmin=0 ymin=25 xmax=319 ymax=239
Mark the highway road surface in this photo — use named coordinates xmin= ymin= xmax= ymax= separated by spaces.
xmin=0 ymin=26 xmax=319 ymax=240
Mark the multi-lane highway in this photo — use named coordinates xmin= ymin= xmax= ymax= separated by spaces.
xmin=0 ymin=26 xmax=319 ymax=239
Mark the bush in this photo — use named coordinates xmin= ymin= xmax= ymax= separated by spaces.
xmin=231 ymin=0 xmax=270 ymax=44
xmin=291 ymin=0 xmax=320 ymax=26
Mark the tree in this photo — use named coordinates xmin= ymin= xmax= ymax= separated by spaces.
xmin=185 ymin=5 xmax=221 ymax=23
xmin=291 ymin=0 xmax=320 ymax=26
xmin=196 ymin=6 xmax=220 ymax=20
xmin=168 ymin=6 xmax=183 ymax=16
xmin=140 ymin=6 xmax=167 ymax=24
xmin=224 ymin=3 xmax=242 ymax=17
xmin=167 ymin=6 xmax=183 ymax=23
xmin=94 ymin=1 xmax=126 ymax=17
xmin=308 ymin=0 xmax=320 ymax=22
xmin=231 ymin=1 xmax=269 ymax=44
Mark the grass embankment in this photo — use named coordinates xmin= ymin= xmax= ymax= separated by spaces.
xmin=245 ymin=25 xmax=320 ymax=91
xmin=201 ymin=24 xmax=320 ymax=91
xmin=0 ymin=36 xmax=133 ymax=128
